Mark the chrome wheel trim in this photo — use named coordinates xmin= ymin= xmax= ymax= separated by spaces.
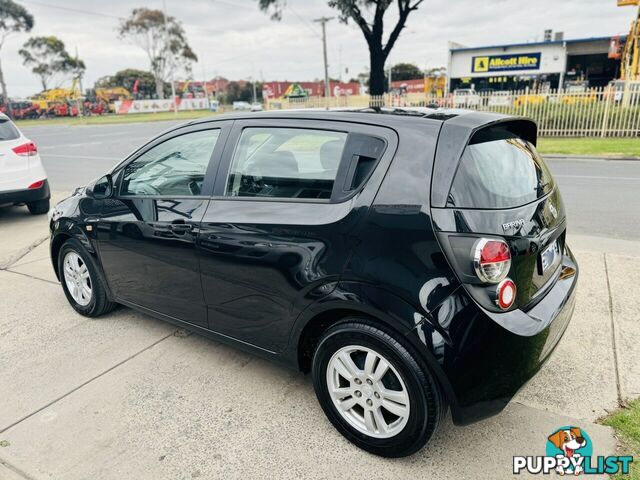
xmin=63 ymin=251 xmax=92 ymax=307
xmin=326 ymin=345 xmax=411 ymax=439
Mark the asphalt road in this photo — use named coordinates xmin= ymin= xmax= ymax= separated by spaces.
xmin=20 ymin=120 xmax=640 ymax=241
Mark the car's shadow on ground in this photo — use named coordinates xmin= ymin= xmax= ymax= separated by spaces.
xmin=43 ymin=305 xmax=605 ymax=479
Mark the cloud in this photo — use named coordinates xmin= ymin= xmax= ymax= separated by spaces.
xmin=1 ymin=0 xmax=634 ymax=98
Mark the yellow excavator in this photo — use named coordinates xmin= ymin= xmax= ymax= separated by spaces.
xmin=94 ymin=87 xmax=132 ymax=113
xmin=30 ymin=78 xmax=82 ymax=116
xmin=611 ymin=0 xmax=640 ymax=81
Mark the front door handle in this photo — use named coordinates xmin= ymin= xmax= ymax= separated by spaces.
xmin=170 ymin=219 xmax=193 ymax=233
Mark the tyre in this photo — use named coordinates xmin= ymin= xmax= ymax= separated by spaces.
xmin=312 ymin=319 xmax=445 ymax=457
xmin=27 ymin=198 xmax=50 ymax=215
xmin=58 ymin=238 xmax=117 ymax=317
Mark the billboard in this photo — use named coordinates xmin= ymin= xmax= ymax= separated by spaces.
xmin=471 ymin=53 xmax=541 ymax=73
xmin=114 ymin=98 xmax=210 ymax=114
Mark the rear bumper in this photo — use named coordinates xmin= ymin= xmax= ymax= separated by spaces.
xmin=420 ymin=245 xmax=578 ymax=425
xmin=0 ymin=180 xmax=50 ymax=205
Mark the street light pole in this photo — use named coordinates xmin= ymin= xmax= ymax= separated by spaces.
xmin=163 ymin=0 xmax=178 ymax=115
xmin=314 ymin=16 xmax=333 ymax=101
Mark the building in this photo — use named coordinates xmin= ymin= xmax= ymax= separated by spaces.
xmin=447 ymin=34 xmax=625 ymax=92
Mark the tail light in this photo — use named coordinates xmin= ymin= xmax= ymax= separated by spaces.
xmin=12 ymin=142 xmax=38 ymax=157
xmin=28 ymin=180 xmax=45 ymax=189
xmin=496 ymin=278 xmax=517 ymax=309
xmin=473 ymin=238 xmax=511 ymax=283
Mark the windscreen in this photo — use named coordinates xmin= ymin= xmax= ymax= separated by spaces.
xmin=0 ymin=119 xmax=20 ymax=141
xmin=447 ymin=127 xmax=554 ymax=209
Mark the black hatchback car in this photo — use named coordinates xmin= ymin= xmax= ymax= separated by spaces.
xmin=49 ymin=109 xmax=578 ymax=457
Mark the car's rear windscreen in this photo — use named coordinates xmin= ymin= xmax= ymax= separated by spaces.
xmin=0 ymin=119 xmax=20 ymax=141
xmin=447 ymin=126 xmax=554 ymax=209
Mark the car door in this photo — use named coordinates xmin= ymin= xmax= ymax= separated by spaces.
xmin=198 ymin=118 xmax=396 ymax=352
xmin=94 ymin=122 xmax=231 ymax=327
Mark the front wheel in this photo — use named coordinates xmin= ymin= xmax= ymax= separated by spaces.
xmin=58 ymin=238 xmax=117 ymax=317
xmin=312 ymin=320 xmax=446 ymax=457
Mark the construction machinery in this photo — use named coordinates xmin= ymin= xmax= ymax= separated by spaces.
xmin=94 ymin=87 xmax=132 ymax=112
xmin=609 ymin=0 xmax=640 ymax=81
xmin=30 ymin=80 xmax=82 ymax=117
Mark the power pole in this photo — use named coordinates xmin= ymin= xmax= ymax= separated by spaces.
xmin=75 ymin=46 xmax=83 ymax=117
xmin=314 ymin=16 xmax=333 ymax=99
xmin=163 ymin=0 xmax=178 ymax=115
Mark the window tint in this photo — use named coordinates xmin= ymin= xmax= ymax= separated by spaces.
xmin=121 ymin=129 xmax=219 ymax=196
xmin=0 ymin=119 xmax=20 ymax=141
xmin=448 ymin=128 xmax=554 ymax=209
xmin=226 ymin=127 xmax=347 ymax=199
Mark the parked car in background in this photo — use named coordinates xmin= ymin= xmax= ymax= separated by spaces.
xmin=250 ymin=102 xmax=264 ymax=112
xmin=0 ymin=113 xmax=50 ymax=214
xmin=606 ymin=80 xmax=640 ymax=102
xmin=452 ymin=88 xmax=480 ymax=107
xmin=233 ymin=101 xmax=252 ymax=111
xmin=487 ymin=91 xmax=513 ymax=107
xmin=49 ymin=108 xmax=577 ymax=457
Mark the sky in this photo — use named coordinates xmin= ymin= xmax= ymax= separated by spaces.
xmin=1 ymin=0 xmax=636 ymax=98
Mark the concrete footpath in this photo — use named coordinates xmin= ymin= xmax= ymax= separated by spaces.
xmin=0 ymin=198 xmax=638 ymax=479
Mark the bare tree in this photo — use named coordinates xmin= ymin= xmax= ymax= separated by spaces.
xmin=19 ymin=36 xmax=84 ymax=90
xmin=119 ymin=8 xmax=197 ymax=99
xmin=257 ymin=0 xmax=424 ymax=95
xmin=0 ymin=0 xmax=34 ymax=102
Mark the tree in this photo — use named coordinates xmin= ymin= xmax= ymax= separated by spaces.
xmin=257 ymin=0 xmax=424 ymax=95
xmin=0 ymin=0 xmax=34 ymax=102
xmin=390 ymin=62 xmax=423 ymax=81
xmin=95 ymin=69 xmax=161 ymax=98
xmin=223 ymin=80 xmax=262 ymax=104
xmin=119 ymin=8 xmax=197 ymax=99
xmin=19 ymin=36 xmax=84 ymax=90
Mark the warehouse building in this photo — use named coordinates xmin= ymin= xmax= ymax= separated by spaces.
xmin=447 ymin=33 xmax=625 ymax=92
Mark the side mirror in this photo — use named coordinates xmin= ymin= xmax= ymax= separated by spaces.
xmin=86 ymin=174 xmax=113 ymax=199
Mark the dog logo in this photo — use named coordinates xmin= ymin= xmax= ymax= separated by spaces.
xmin=513 ymin=425 xmax=633 ymax=475
xmin=547 ymin=427 xmax=589 ymax=475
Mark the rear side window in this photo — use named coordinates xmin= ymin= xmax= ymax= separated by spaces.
xmin=226 ymin=127 xmax=347 ymax=200
xmin=0 ymin=119 xmax=20 ymax=141
xmin=447 ymin=127 xmax=554 ymax=209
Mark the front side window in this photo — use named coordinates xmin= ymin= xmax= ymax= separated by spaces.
xmin=120 ymin=129 xmax=220 ymax=196
xmin=226 ymin=127 xmax=347 ymax=200
xmin=448 ymin=127 xmax=554 ymax=209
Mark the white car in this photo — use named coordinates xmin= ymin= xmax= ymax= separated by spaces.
xmin=453 ymin=89 xmax=480 ymax=107
xmin=0 ymin=113 xmax=50 ymax=214
xmin=233 ymin=101 xmax=252 ymax=111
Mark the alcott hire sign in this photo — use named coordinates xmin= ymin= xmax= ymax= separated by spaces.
xmin=472 ymin=53 xmax=542 ymax=73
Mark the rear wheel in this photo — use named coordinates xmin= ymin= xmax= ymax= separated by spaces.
xmin=58 ymin=238 xmax=117 ymax=317
xmin=27 ymin=198 xmax=49 ymax=215
xmin=311 ymin=319 xmax=445 ymax=457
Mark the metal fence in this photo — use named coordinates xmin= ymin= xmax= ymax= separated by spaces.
xmin=265 ymin=84 xmax=640 ymax=137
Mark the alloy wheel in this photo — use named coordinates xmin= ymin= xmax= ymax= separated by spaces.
xmin=326 ymin=345 xmax=411 ymax=439
xmin=63 ymin=251 xmax=92 ymax=306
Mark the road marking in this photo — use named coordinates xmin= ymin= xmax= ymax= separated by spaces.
xmin=41 ymin=153 xmax=121 ymax=160
xmin=40 ymin=142 xmax=103 ymax=149
xmin=555 ymin=174 xmax=640 ymax=181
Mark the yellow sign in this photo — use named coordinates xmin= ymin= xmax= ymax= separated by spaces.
xmin=473 ymin=57 xmax=490 ymax=73
xmin=471 ymin=53 xmax=541 ymax=73
xmin=617 ymin=0 xmax=639 ymax=6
